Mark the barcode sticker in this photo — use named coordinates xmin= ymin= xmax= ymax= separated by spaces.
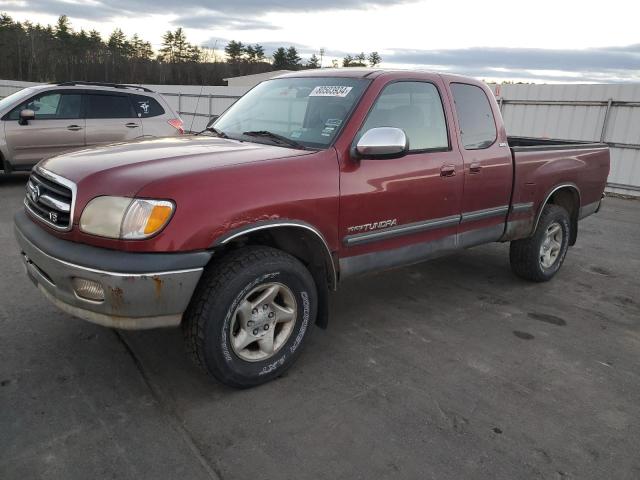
xmin=309 ymin=86 xmax=353 ymax=97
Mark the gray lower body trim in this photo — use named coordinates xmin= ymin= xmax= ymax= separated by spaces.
xmin=460 ymin=205 xmax=509 ymax=223
xmin=343 ymin=214 xmax=461 ymax=247
xmin=340 ymin=224 xmax=504 ymax=278
xmin=578 ymin=200 xmax=602 ymax=220
xmin=511 ymin=202 xmax=534 ymax=214
xmin=344 ymin=205 xmax=509 ymax=247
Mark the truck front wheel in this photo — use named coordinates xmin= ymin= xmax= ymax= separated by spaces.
xmin=183 ymin=246 xmax=317 ymax=388
xmin=509 ymin=204 xmax=570 ymax=282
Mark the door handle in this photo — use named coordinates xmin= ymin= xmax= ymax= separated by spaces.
xmin=125 ymin=123 xmax=140 ymax=128
xmin=67 ymin=125 xmax=83 ymax=131
xmin=440 ymin=165 xmax=456 ymax=177
xmin=469 ymin=162 xmax=482 ymax=174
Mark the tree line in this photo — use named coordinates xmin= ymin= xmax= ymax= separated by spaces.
xmin=0 ymin=13 xmax=382 ymax=85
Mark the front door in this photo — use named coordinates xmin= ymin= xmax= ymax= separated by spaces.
xmin=4 ymin=90 xmax=84 ymax=170
xmin=338 ymin=80 xmax=464 ymax=277
xmin=84 ymin=92 xmax=142 ymax=147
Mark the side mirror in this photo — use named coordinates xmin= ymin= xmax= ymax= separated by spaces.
xmin=205 ymin=115 xmax=220 ymax=129
xmin=353 ymin=127 xmax=408 ymax=159
xmin=19 ymin=109 xmax=35 ymax=126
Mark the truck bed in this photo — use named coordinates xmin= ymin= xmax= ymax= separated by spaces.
xmin=503 ymin=136 xmax=610 ymax=242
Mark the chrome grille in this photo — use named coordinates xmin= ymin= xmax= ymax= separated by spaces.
xmin=25 ymin=168 xmax=75 ymax=230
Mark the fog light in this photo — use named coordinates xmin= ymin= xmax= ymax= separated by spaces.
xmin=72 ymin=278 xmax=105 ymax=302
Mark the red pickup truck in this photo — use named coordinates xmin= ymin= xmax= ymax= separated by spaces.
xmin=14 ymin=69 xmax=610 ymax=388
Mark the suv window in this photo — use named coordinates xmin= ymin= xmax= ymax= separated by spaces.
xmin=7 ymin=91 xmax=82 ymax=120
xmin=360 ymin=81 xmax=448 ymax=151
xmin=131 ymin=94 xmax=165 ymax=118
xmin=451 ymin=83 xmax=497 ymax=150
xmin=86 ymin=94 xmax=134 ymax=119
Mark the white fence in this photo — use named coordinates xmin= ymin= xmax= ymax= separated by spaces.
xmin=493 ymin=83 xmax=640 ymax=196
xmin=2 ymin=79 xmax=639 ymax=196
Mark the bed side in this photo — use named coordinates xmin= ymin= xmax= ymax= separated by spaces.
xmin=501 ymin=139 xmax=610 ymax=242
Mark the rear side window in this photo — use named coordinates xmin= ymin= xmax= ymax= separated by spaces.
xmin=450 ymin=83 xmax=497 ymax=150
xmin=131 ymin=94 xmax=165 ymax=118
xmin=86 ymin=94 xmax=134 ymax=119
xmin=360 ymin=81 xmax=448 ymax=151
xmin=7 ymin=92 xmax=81 ymax=120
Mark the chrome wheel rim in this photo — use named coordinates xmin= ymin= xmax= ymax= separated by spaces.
xmin=540 ymin=222 xmax=563 ymax=269
xmin=229 ymin=282 xmax=297 ymax=362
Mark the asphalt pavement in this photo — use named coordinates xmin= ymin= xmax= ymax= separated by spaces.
xmin=1 ymin=172 xmax=639 ymax=480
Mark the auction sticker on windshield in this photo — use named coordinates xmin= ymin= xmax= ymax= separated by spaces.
xmin=309 ymin=86 xmax=353 ymax=97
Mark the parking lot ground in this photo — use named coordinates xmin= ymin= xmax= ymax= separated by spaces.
xmin=1 ymin=172 xmax=639 ymax=480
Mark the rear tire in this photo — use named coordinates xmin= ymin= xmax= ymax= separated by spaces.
xmin=183 ymin=246 xmax=317 ymax=388
xmin=509 ymin=204 xmax=570 ymax=282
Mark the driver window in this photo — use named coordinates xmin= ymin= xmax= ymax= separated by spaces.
xmin=8 ymin=92 xmax=82 ymax=120
xmin=360 ymin=82 xmax=449 ymax=151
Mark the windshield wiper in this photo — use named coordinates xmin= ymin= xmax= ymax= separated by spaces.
xmin=242 ymin=130 xmax=307 ymax=150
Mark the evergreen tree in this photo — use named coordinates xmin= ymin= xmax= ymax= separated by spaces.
xmin=307 ymin=53 xmax=320 ymax=69
xmin=272 ymin=47 xmax=288 ymax=69
xmin=368 ymin=51 xmax=382 ymax=67
xmin=224 ymin=40 xmax=244 ymax=63
xmin=285 ymin=46 xmax=301 ymax=70
xmin=253 ymin=44 xmax=265 ymax=62
xmin=158 ymin=30 xmax=175 ymax=62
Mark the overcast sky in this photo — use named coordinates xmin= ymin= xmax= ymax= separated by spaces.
xmin=2 ymin=0 xmax=639 ymax=83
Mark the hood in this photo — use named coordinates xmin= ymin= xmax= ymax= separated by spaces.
xmin=39 ymin=136 xmax=313 ymax=197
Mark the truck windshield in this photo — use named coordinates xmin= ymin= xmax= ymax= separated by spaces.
xmin=213 ymin=77 xmax=369 ymax=149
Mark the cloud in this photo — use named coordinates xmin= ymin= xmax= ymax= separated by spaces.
xmin=0 ymin=0 xmax=411 ymax=21
xmin=383 ymin=45 xmax=640 ymax=72
xmin=173 ymin=12 xmax=280 ymax=30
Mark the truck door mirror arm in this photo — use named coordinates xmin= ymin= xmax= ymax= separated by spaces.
xmin=352 ymin=127 xmax=409 ymax=160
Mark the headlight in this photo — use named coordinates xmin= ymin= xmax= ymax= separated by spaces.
xmin=80 ymin=196 xmax=174 ymax=239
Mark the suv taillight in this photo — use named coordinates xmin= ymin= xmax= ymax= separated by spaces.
xmin=168 ymin=118 xmax=184 ymax=134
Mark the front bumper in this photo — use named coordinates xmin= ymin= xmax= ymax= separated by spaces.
xmin=14 ymin=210 xmax=212 ymax=329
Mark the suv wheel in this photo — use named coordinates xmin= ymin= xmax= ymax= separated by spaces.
xmin=183 ymin=246 xmax=317 ymax=388
xmin=509 ymin=204 xmax=570 ymax=282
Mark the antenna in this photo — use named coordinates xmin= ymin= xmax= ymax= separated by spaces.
xmin=189 ymin=83 xmax=205 ymax=133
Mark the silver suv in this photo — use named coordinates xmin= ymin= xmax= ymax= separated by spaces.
xmin=0 ymin=82 xmax=183 ymax=173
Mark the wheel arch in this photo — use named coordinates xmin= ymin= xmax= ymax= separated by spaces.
xmin=534 ymin=183 xmax=581 ymax=245
xmin=211 ymin=221 xmax=338 ymax=328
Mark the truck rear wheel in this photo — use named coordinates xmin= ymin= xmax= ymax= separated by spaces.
xmin=183 ymin=246 xmax=317 ymax=388
xmin=509 ymin=204 xmax=570 ymax=282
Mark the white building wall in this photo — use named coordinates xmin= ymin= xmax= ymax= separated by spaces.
xmin=494 ymin=83 xmax=640 ymax=196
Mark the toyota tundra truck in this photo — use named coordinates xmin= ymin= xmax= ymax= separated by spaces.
xmin=14 ymin=69 xmax=610 ymax=388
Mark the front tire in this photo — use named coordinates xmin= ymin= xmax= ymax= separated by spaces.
xmin=509 ymin=204 xmax=570 ymax=282
xmin=183 ymin=246 xmax=317 ymax=388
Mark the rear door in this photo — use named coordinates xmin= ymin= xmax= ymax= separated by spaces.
xmin=84 ymin=92 xmax=142 ymax=146
xmin=3 ymin=90 xmax=84 ymax=169
xmin=130 ymin=94 xmax=173 ymax=137
xmin=449 ymin=82 xmax=513 ymax=246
